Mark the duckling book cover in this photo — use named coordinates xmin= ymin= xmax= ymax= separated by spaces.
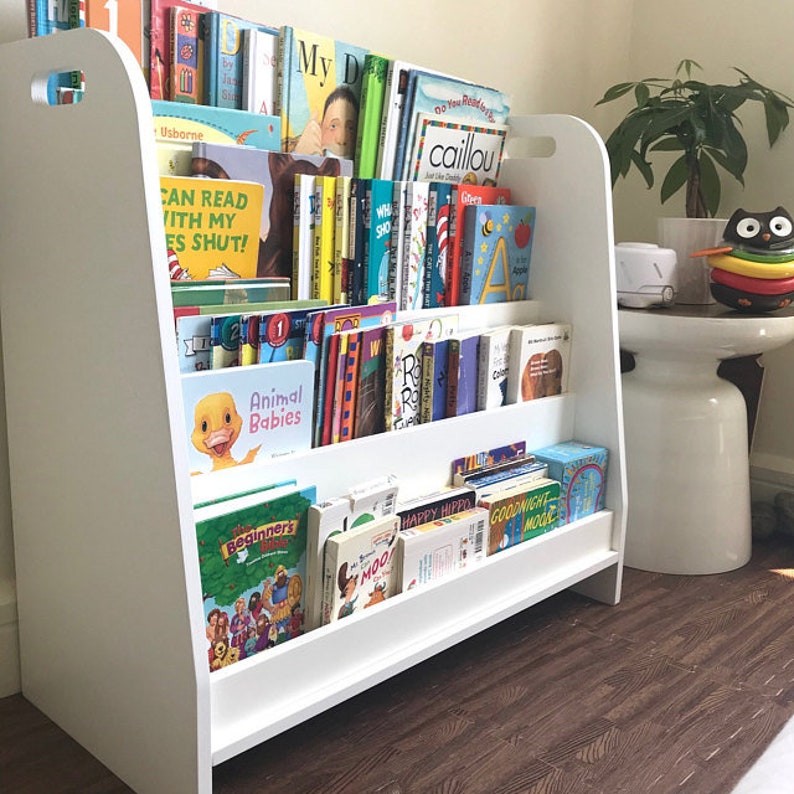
xmin=195 ymin=483 xmax=316 ymax=671
xmin=181 ymin=359 xmax=314 ymax=475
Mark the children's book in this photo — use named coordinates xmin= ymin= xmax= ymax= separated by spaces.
xmin=191 ymin=141 xmax=352 ymax=280
xmin=400 ymin=180 xmax=430 ymax=311
xmin=333 ymin=176 xmax=352 ymax=304
xmin=460 ymin=204 xmax=536 ymax=305
xmin=451 ymin=440 xmax=527 ymax=479
xmin=169 ymin=5 xmax=201 ymax=103
xmin=238 ymin=313 xmax=260 ymax=366
xmin=452 ymin=452 xmax=539 ymax=487
xmin=423 ymin=182 xmax=453 ymax=308
xmin=176 ymin=313 xmax=214 ymax=373
xmin=242 ymin=26 xmax=278 ymax=115
xmin=161 ymin=175 xmax=264 ymax=280
xmin=396 ymin=486 xmax=477 ymax=530
xmin=445 ymin=331 xmax=480 ymax=418
xmin=202 ymin=11 xmax=278 ymax=109
xmin=257 ymin=305 xmax=318 ymax=364
xmin=151 ymin=100 xmax=281 ymax=151
xmin=209 ymin=312 xmax=240 ymax=368
xmin=384 ymin=314 xmax=459 ymax=431
xmin=305 ymin=475 xmax=398 ymax=630
xmin=312 ymin=175 xmax=337 ymax=304
xmin=277 ymin=26 xmax=369 ymax=161
xmin=338 ymin=329 xmax=361 ymax=443
xmin=195 ymin=482 xmax=316 ymax=670
xmin=387 ymin=180 xmax=408 ymax=307
xmin=354 ymin=324 xmax=387 ymax=439
xmin=396 ymin=506 xmax=488 ymax=591
xmin=321 ymin=514 xmax=401 ymax=624
xmin=181 ymin=359 xmax=314 ymax=475
xmin=506 ymin=323 xmax=572 ymax=403
xmin=85 ymin=0 xmax=145 ymax=66
xmin=364 ymin=178 xmax=393 ymax=304
xmin=292 ymin=173 xmax=315 ymax=300
xmin=170 ymin=277 xmax=290 ymax=305
xmin=419 ymin=338 xmax=449 ymax=424
xmin=476 ymin=325 xmax=513 ymax=410
xmin=346 ymin=178 xmax=367 ymax=306
xmin=354 ymin=52 xmax=390 ymax=179
xmin=408 ymin=115 xmax=509 ymax=185
xmin=464 ymin=460 xmax=549 ymax=503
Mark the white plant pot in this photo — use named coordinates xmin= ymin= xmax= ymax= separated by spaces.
xmin=658 ymin=216 xmax=727 ymax=305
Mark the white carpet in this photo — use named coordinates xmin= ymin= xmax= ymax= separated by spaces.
xmin=732 ymin=715 xmax=794 ymax=792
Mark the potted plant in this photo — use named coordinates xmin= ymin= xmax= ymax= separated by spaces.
xmin=598 ymin=59 xmax=794 ymax=302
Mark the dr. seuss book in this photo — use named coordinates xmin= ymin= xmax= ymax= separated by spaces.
xmin=354 ymin=324 xmax=387 ymax=439
xmin=409 ymin=115 xmax=508 ymax=185
xmin=161 ymin=175 xmax=264 ymax=281
xmin=195 ymin=482 xmax=315 ymax=670
xmin=364 ymin=178 xmax=393 ymax=304
xmin=334 ymin=175 xmax=352 ymax=304
xmin=396 ymin=506 xmax=488 ymax=591
xmin=384 ymin=314 xmax=459 ymax=432
xmin=181 ymin=359 xmax=313 ymax=475
xmin=191 ymin=141 xmax=352 ymax=280
xmin=243 ymin=26 xmax=278 ymax=116
xmin=506 ymin=323 xmax=572 ymax=403
xmin=423 ymin=182 xmax=453 ymax=308
xmin=305 ymin=475 xmax=399 ymax=630
xmin=312 ymin=175 xmax=337 ymax=303
xmin=396 ymin=485 xmax=476 ymax=530
xmin=293 ymin=172 xmax=315 ymax=300
xmin=531 ymin=441 xmax=608 ymax=525
xmin=170 ymin=5 xmax=201 ymax=103
xmin=460 ymin=204 xmax=536 ymax=305
xmin=152 ymin=100 xmax=281 ymax=152
xmin=476 ymin=325 xmax=513 ymax=410
xmin=277 ymin=26 xmax=370 ymax=161
xmin=400 ymin=180 xmax=430 ymax=311
xmin=355 ymin=52 xmax=390 ymax=179
xmin=321 ymin=514 xmax=401 ymax=624
xmin=481 ymin=478 xmax=560 ymax=556
xmin=445 ymin=331 xmax=480 ymax=418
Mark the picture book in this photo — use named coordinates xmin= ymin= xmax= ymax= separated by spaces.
xmin=292 ymin=173 xmax=315 ymax=300
xmin=451 ymin=440 xmax=527 ymax=478
xmin=384 ymin=314 xmax=459 ymax=431
xmin=156 ymin=137 xmax=193 ymax=177
xmin=170 ymin=5 xmax=201 ymax=103
xmin=195 ymin=482 xmax=316 ymax=670
xmin=334 ymin=176 xmax=352 ymax=304
xmin=202 ymin=11 xmax=278 ymax=109
xmin=463 ymin=460 xmax=549 ymax=503
xmin=396 ymin=486 xmax=477 ymax=530
xmin=34 ymin=0 xmax=83 ymax=103
xmin=238 ymin=312 xmax=260 ymax=366
xmin=419 ymin=338 xmax=449 ymax=424
xmin=151 ymin=100 xmax=281 ymax=152
xmin=170 ymin=277 xmax=290 ymax=306
xmin=173 ymin=300 xmax=323 ymax=329
xmin=364 ymin=178 xmax=393 ymax=304
xmin=191 ymin=141 xmax=352 ymax=280
xmin=354 ymin=324 xmax=387 ymax=439
xmin=312 ymin=175 xmax=337 ymax=304
xmin=324 ymin=329 xmax=354 ymax=446
xmin=476 ymin=325 xmax=513 ymax=410
xmin=460 ymin=204 xmax=536 ymax=305
xmin=446 ymin=331 xmax=480 ymax=418
xmin=480 ymin=478 xmax=560 ymax=556
xmin=506 ymin=323 xmax=572 ymax=403
xmin=305 ymin=474 xmax=399 ymax=629
xmin=400 ymin=180 xmax=430 ymax=311
xmin=176 ymin=313 xmax=213 ymax=373
xmin=387 ymin=180 xmax=408 ymax=307
xmin=322 ymin=514 xmax=401 ymax=624
xmin=424 ymin=182 xmax=453 ymax=308
xmin=531 ymin=441 xmax=608 ymax=525
xmin=408 ymin=115 xmax=509 ymax=185
xmin=209 ymin=312 xmax=240 ymax=369
xmin=354 ymin=52 xmax=390 ymax=179
xmin=396 ymin=506 xmax=488 ymax=591
xmin=452 ymin=451 xmax=538 ymax=486
xmin=447 ymin=184 xmax=511 ymax=306
xmin=242 ymin=26 xmax=278 ymax=115
xmin=85 ymin=0 xmax=144 ymax=66
xmin=397 ymin=71 xmax=511 ymax=181
xmin=338 ymin=329 xmax=361 ymax=443
xmin=160 ymin=175 xmax=264 ymax=280
xmin=257 ymin=305 xmax=318 ymax=364
xmin=346 ymin=178 xmax=367 ymax=306
xmin=181 ymin=359 xmax=314 ymax=475
xmin=277 ymin=26 xmax=370 ymax=161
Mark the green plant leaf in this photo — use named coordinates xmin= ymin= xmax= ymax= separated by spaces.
xmin=634 ymin=82 xmax=650 ymax=108
xmin=649 ymin=138 xmax=686 ymax=152
xmin=596 ymin=82 xmax=635 ymax=105
xmin=699 ymin=151 xmax=721 ymax=216
xmin=630 ymin=150 xmax=654 ymax=188
xmin=705 ymin=147 xmax=745 ymax=186
xmin=765 ymin=95 xmax=790 ymax=145
xmin=660 ymin=155 xmax=689 ymax=204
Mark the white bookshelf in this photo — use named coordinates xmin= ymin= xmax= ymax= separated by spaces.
xmin=0 ymin=29 xmax=627 ymax=794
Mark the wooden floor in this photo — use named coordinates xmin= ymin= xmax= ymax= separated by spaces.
xmin=4 ymin=533 xmax=794 ymax=793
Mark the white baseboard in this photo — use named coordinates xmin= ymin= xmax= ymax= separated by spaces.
xmin=0 ymin=577 xmax=20 ymax=697
xmin=750 ymin=452 xmax=794 ymax=503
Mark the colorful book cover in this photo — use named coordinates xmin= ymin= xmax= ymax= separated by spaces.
xmin=396 ymin=486 xmax=477 ymax=530
xmin=452 ymin=452 xmax=539 ymax=486
xmin=446 ymin=332 xmax=480 ymax=418
xmin=506 ymin=323 xmax=572 ymax=404
xmin=292 ymin=173 xmax=315 ymax=300
xmin=387 ymin=180 xmax=408 ymax=307
xmin=149 ymin=0 xmax=207 ymax=100
xmin=170 ymin=277 xmax=290 ymax=305
xmin=319 ymin=330 xmax=342 ymax=447
xmin=364 ymin=178 xmax=393 ymax=304
xmin=202 ymin=11 xmax=277 ymax=109
xmin=423 ymin=182 xmax=453 ymax=308
xmin=384 ymin=314 xmax=459 ymax=431
xmin=257 ymin=306 xmax=318 ymax=364
xmin=181 ymin=359 xmax=314 ymax=475
xmin=338 ymin=329 xmax=361 ymax=443
xmin=176 ymin=313 xmax=213 ymax=373
xmin=465 ymin=461 xmax=550 ymax=503
xmin=397 ymin=71 xmax=511 ymax=181
xmin=334 ymin=176 xmax=352 ymax=304
xmin=209 ymin=313 xmax=240 ymax=369
xmin=191 ymin=142 xmax=351 ymax=279
xmin=156 ymin=137 xmax=193 ymax=176
xmin=328 ymin=330 xmax=353 ymax=445
xmin=419 ymin=338 xmax=449 ymax=423
xmin=460 ymin=204 xmax=536 ymax=305
xmin=35 ymin=0 xmax=84 ymax=103
xmin=353 ymin=324 xmax=386 ymax=439
xmin=242 ymin=26 xmax=278 ymax=115
xmin=447 ymin=184 xmax=511 ymax=306
xmin=321 ymin=514 xmax=401 ymax=624
xmin=476 ymin=325 xmax=513 ymax=410
xmin=160 ymin=175 xmax=264 ymax=280
xmin=409 ymin=114 xmax=509 ymax=185
xmin=451 ymin=440 xmax=527 ymax=478
xmin=278 ymin=25 xmax=369 ymax=161
xmin=400 ymin=180 xmax=430 ymax=311
xmin=170 ymin=5 xmax=201 ymax=103
xmin=305 ymin=474 xmax=398 ymax=630
xmin=312 ymin=175 xmax=337 ymax=304
xmin=354 ymin=52 xmax=390 ymax=179
xmin=195 ymin=482 xmax=316 ymax=670
xmin=151 ymin=100 xmax=281 ymax=151
xmin=238 ymin=313 xmax=260 ymax=366
xmin=85 ymin=0 xmax=144 ymax=66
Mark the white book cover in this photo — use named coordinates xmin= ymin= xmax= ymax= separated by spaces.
xmin=476 ymin=325 xmax=514 ymax=410
xmin=293 ymin=173 xmax=316 ymax=301
xmin=388 ymin=180 xmax=408 ymax=308
xmin=243 ymin=28 xmax=278 ymax=116
xmin=506 ymin=322 xmax=572 ymax=403
xmin=400 ymin=180 xmax=430 ymax=310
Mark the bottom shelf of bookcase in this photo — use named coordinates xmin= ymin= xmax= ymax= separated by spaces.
xmin=209 ymin=509 xmax=619 ymax=763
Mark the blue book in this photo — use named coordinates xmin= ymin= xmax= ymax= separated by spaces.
xmin=347 ymin=178 xmax=368 ymax=305
xmin=364 ymin=179 xmax=393 ymax=303
xmin=459 ymin=204 xmax=536 ymax=305
xmin=423 ymin=182 xmax=453 ymax=308
xmin=446 ymin=332 xmax=481 ymax=418
xmin=257 ymin=306 xmax=317 ymax=364
xmin=420 ymin=338 xmax=449 ymax=423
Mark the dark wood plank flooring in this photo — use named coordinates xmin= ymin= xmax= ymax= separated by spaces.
xmin=4 ymin=533 xmax=794 ymax=793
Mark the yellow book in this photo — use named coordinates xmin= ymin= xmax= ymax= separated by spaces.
xmin=312 ymin=175 xmax=337 ymax=303
xmin=334 ymin=176 xmax=352 ymax=304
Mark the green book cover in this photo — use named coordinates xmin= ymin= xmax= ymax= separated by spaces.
xmin=355 ymin=53 xmax=390 ymax=178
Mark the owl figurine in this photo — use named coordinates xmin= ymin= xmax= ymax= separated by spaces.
xmin=692 ymin=207 xmax=794 ymax=312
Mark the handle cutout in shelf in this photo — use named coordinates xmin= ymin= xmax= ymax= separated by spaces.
xmin=30 ymin=68 xmax=85 ymax=107
xmin=505 ymin=136 xmax=556 ymax=159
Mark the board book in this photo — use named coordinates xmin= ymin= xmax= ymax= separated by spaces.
xmin=476 ymin=325 xmax=513 ymax=410
xmin=181 ymin=359 xmax=313 ymax=475
xmin=242 ymin=26 xmax=278 ymax=116
xmin=195 ymin=482 xmax=316 ymax=670
xmin=451 ymin=440 xmax=527 ymax=478
xmin=396 ymin=486 xmax=477 ymax=530
xmin=169 ymin=5 xmax=202 ymax=103
xmin=506 ymin=323 xmax=572 ymax=403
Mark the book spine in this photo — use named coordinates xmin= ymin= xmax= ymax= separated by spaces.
xmin=312 ymin=180 xmax=324 ymax=301
xmin=339 ymin=331 xmax=361 ymax=443
xmin=446 ymin=185 xmax=461 ymax=307
xmin=334 ymin=176 xmax=352 ymax=305
xmin=393 ymin=69 xmax=418 ymax=184
xmin=383 ymin=326 xmax=395 ymax=431
xmin=275 ymin=25 xmax=291 ymax=150
xmin=459 ymin=204 xmax=478 ymax=305
xmin=419 ymin=340 xmax=434 ymax=424
xmin=446 ymin=338 xmax=461 ymax=417
xmin=291 ymin=173 xmax=302 ymax=299
xmin=318 ymin=177 xmax=336 ymax=304
xmin=388 ymin=181 xmax=407 ymax=308
xmin=171 ymin=7 xmax=200 ymax=104
xmin=422 ymin=184 xmax=439 ymax=309
xmin=355 ymin=53 xmax=389 ymax=180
